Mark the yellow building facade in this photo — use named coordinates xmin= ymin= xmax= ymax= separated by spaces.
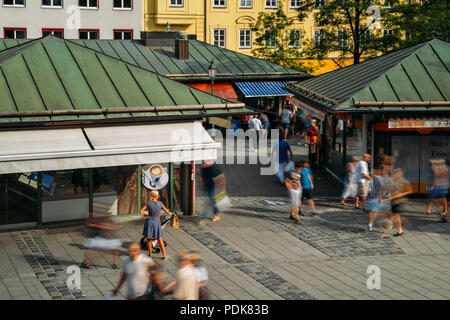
xmin=144 ymin=0 xmax=314 ymax=53
xmin=143 ymin=0 xmax=368 ymax=74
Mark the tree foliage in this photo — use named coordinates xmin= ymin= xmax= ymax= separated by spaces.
xmin=250 ymin=2 xmax=312 ymax=72
xmin=383 ymin=0 xmax=449 ymax=46
xmin=297 ymin=0 xmax=400 ymax=65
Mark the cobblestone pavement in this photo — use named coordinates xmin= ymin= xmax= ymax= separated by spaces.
xmin=0 ymin=139 xmax=449 ymax=300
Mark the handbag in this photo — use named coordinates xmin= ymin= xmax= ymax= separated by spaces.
xmin=170 ymin=213 xmax=179 ymax=229
xmin=215 ymin=190 xmax=232 ymax=212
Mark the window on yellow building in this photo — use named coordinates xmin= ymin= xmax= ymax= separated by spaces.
xmin=384 ymin=1 xmax=392 ymax=8
xmin=240 ymin=0 xmax=252 ymax=8
xmin=265 ymin=0 xmax=277 ymax=9
xmin=383 ymin=29 xmax=394 ymax=37
xmin=265 ymin=30 xmax=277 ymax=48
xmin=213 ymin=29 xmax=226 ymax=48
xmin=239 ymin=29 xmax=252 ymax=48
xmin=170 ymin=0 xmax=183 ymax=6
xmin=314 ymin=0 xmax=326 ymax=8
xmin=213 ymin=0 xmax=226 ymax=8
xmin=314 ymin=29 xmax=324 ymax=47
xmin=290 ymin=0 xmax=302 ymax=8
xmin=338 ymin=29 xmax=349 ymax=48
xmin=289 ymin=30 xmax=301 ymax=48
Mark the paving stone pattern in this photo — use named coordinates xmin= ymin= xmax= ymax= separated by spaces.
xmin=182 ymin=222 xmax=315 ymax=300
xmin=11 ymin=231 xmax=85 ymax=300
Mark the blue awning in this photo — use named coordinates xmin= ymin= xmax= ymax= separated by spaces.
xmin=235 ymin=81 xmax=291 ymax=98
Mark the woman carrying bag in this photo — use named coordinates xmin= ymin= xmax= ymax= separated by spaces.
xmin=139 ymin=190 xmax=171 ymax=260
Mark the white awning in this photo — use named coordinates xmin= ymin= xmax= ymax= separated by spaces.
xmin=0 ymin=121 xmax=219 ymax=174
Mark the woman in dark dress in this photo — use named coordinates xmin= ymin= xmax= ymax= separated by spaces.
xmin=139 ymin=190 xmax=172 ymax=260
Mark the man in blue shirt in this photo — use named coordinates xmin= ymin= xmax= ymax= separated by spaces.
xmin=272 ymin=134 xmax=294 ymax=185
xmin=300 ymin=160 xmax=317 ymax=215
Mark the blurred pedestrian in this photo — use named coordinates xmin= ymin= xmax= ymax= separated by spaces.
xmin=249 ymin=113 xmax=263 ymax=152
xmin=285 ymin=161 xmax=304 ymax=224
xmin=272 ymin=133 xmax=294 ymax=185
xmin=139 ymin=190 xmax=171 ymax=260
xmin=189 ymin=253 xmax=211 ymax=300
xmin=198 ymin=160 xmax=224 ymax=226
xmin=340 ymin=156 xmax=359 ymax=206
xmin=290 ymin=109 xmax=296 ymax=138
xmin=389 ymin=168 xmax=413 ymax=236
xmin=81 ymin=214 xmax=122 ymax=270
xmin=279 ymin=105 xmax=292 ymax=139
xmin=425 ymin=159 xmax=448 ymax=222
xmin=164 ymin=250 xmax=199 ymax=300
xmin=300 ymin=160 xmax=317 ymax=215
xmin=240 ymin=115 xmax=250 ymax=132
xmin=259 ymin=111 xmax=270 ymax=140
xmin=146 ymin=262 xmax=166 ymax=300
xmin=296 ymin=109 xmax=306 ymax=146
xmin=307 ymin=119 xmax=320 ymax=167
xmin=112 ymin=242 xmax=155 ymax=300
xmin=355 ymin=154 xmax=372 ymax=210
xmin=367 ymin=164 xmax=392 ymax=233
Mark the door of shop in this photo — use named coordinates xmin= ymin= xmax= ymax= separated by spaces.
xmin=392 ymin=135 xmax=450 ymax=193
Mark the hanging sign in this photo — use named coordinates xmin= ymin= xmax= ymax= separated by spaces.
xmin=142 ymin=165 xmax=169 ymax=190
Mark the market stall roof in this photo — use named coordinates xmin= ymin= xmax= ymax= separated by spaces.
xmin=235 ymin=81 xmax=291 ymax=98
xmin=0 ymin=37 xmax=311 ymax=82
xmin=0 ymin=121 xmax=218 ymax=174
xmin=285 ymin=39 xmax=450 ymax=113
xmin=0 ymin=36 xmax=252 ymax=127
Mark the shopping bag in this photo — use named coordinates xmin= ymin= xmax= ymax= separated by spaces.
xmin=215 ymin=190 xmax=232 ymax=212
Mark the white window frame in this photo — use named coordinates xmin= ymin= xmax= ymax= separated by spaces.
xmin=113 ymin=0 xmax=132 ymax=10
xmin=4 ymin=28 xmax=26 ymax=39
xmin=338 ymin=29 xmax=349 ymax=48
xmin=78 ymin=0 xmax=98 ymax=9
xmin=213 ymin=0 xmax=226 ymax=8
xmin=169 ymin=0 xmax=183 ymax=7
xmin=239 ymin=0 xmax=252 ymax=8
xmin=384 ymin=1 xmax=392 ymax=8
xmin=79 ymin=29 xmax=99 ymax=39
xmin=3 ymin=0 xmax=25 ymax=7
xmin=213 ymin=29 xmax=226 ymax=48
xmin=266 ymin=30 xmax=277 ymax=48
xmin=383 ymin=29 xmax=393 ymax=37
xmin=42 ymin=29 xmax=64 ymax=38
xmin=42 ymin=0 xmax=62 ymax=8
xmin=290 ymin=0 xmax=302 ymax=8
xmin=314 ymin=29 xmax=324 ymax=47
xmin=289 ymin=29 xmax=301 ymax=48
xmin=113 ymin=30 xmax=133 ymax=40
xmin=239 ymin=29 xmax=252 ymax=49
xmin=265 ymin=0 xmax=277 ymax=9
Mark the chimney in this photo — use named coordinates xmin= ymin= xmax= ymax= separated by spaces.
xmin=140 ymin=30 xmax=189 ymax=60
xmin=175 ymin=32 xmax=189 ymax=60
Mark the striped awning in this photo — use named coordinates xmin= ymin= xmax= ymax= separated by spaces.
xmin=235 ymin=81 xmax=291 ymax=98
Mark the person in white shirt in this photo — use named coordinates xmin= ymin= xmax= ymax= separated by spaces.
xmin=164 ymin=250 xmax=198 ymax=300
xmin=189 ymin=253 xmax=211 ymax=300
xmin=340 ymin=156 xmax=359 ymax=206
xmin=249 ymin=114 xmax=263 ymax=152
xmin=112 ymin=242 xmax=155 ymax=300
xmin=355 ymin=154 xmax=372 ymax=210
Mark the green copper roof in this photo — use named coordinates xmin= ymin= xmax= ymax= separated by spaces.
xmin=0 ymin=36 xmax=251 ymax=126
xmin=0 ymin=38 xmax=308 ymax=81
xmin=286 ymin=39 xmax=450 ymax=113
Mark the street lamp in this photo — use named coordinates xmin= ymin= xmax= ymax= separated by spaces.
xmin=208 ymin=60 xmax=217 ymax=95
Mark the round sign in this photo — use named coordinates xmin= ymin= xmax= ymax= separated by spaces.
xmin=142 ymin=165 xmax=169 ymax=190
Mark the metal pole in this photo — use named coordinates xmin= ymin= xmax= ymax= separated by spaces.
xmin=211 ymin=78 xmax=214 ymax=95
